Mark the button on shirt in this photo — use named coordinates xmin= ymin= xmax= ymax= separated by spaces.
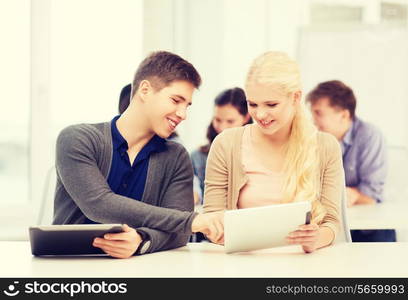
xmin=107 ymin=115 xmax=166 ymax=200
xmin=340 ymin=117 xmax=387 ymax=203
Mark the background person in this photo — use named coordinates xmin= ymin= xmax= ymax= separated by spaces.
xmin=306 ymin=80 xmax=392 ymax=242
xmin=191 ymin=87 xmax=251 ymax=204
xmin=190 ymin=87 xmax=251 ymax=242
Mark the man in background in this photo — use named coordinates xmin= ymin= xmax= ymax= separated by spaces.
xmin=307 ymin=80 xmax=394 ymax=242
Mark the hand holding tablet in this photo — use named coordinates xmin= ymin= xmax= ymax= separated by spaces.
xmin=29 ymin=224 xmax=124 ymax=256
xmin=92 ymin=224 xmax=143 ymax=259
xmin=286 ymin=222 xmax=322 ymax=253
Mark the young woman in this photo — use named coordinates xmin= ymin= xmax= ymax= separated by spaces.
xmin=191 ymin=87 xmax=251 ymax=204
xmin=203 ymin=52 xmax=344 ymax=253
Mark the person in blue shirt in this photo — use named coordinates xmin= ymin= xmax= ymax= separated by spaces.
xmin=191 ymin=87 xmax=252 ymax=205
xmin=306 ymin=80 xmax=393 ymax=242
xmin=118 ymin=83 xmax=200 ymax=204
xmin=188 ymin=87 xmax=251 ymax=243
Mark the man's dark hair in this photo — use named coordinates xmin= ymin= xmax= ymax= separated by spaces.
xmin=306 ymin=80 xmax=357 ymax=118
xmin=131 ymin=51 xmax=201 ymax=98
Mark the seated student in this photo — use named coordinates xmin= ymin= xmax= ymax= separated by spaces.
xmin=118 ymin=83 xmax=203 ymax=241
xmin=204 ymin=52 xmax=344 ymax=253
xmin=306 ymin=80 xmax=393 ymax=242
xmin=53 ymin=51 xmax=223 ymax=258
xmin=191 ymin=87 xmax=251 ymax=205
xmin=118 ymin=83 xmax=200 ymax=215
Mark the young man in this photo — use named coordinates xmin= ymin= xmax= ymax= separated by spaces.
xmin=307 ymin=80 xmax=393 ymax=242
xmin=118 ymin=83 xmax=204 ymax=244
xmin=53 ymin=51 xmax=223 ymax=258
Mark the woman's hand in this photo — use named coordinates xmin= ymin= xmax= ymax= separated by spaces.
xmin=286 ymin=223 xmax=321 ymax=253
xmin=93 ymin=224 xmax=142 ymax=259
xmin=192 ymin=211 xmax=224 ymax=244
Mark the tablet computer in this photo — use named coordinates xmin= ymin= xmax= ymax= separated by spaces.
xmin=29 ymin=224 xmax=124 ymax=256
xmin=224 ymin=201 xmax=311 ymax=253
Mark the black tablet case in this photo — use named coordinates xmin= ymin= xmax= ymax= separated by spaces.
xmin=29 ymin=225 xmax=123 ymax=256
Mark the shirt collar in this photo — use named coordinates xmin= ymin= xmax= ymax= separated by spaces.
xmin=110 ymin=115 xmax=167 ymax=154
xmin=342 ymin=118 xmax=357 ymax=147
xmin=139 ymin=135 xmax=167 ymax=159
xmin=111 ymin=115 xmax=128 ymax=151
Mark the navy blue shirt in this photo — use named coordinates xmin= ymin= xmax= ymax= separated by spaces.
xmin=107 ymin=115 xmax=167 ymax=200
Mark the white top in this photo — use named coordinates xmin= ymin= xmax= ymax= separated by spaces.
xmin=1 ymin=241 xmax=408 ymax=278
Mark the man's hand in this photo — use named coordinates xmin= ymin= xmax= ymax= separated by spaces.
xmin=192 ymin=211 xmax=224 ymax=244
xmin=346 ymin=187 xmax=360 ymax=207
xmin=347 ymin=187 xmax=377 ymax=206
xmin=93 ymin=224 xmax=142 ymax=259
xmin=286 ymin=223 xmax=321 ymax=253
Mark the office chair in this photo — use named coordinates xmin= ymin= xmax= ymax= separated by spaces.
xmin=335 ymin=186 xmax=352 ymax=243
xmin=36 ymin=165 xmax=56 ymax=225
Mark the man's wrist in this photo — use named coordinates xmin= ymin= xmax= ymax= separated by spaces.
xmin=135 ymin=229 xmax=151 ymax=255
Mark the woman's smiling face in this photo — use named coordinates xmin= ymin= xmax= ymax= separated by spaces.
xmin=246 ymin=82 xmax=299 ymax=137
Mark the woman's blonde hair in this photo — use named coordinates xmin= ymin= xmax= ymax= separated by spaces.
xmin=245 ymin=51 xmax=325 ymax=224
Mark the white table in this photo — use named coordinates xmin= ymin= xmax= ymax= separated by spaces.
xmin=1 ymin=241 xmax=407 ymax=278
xmin=347 ymin=203 xmax=408 ymax=230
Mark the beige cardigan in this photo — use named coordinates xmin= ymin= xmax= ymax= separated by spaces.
xmin=203 ymin=125 xmax=345 ymax=240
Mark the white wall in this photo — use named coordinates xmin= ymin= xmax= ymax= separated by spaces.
xmin=142 ymin=0 xmax=307 ymax=151
xmin=298 ymin=26 xmax=408 ymax=147
xmin=143 ymin=0 xmax=408 ymax=151
xmin=0 ymin=0 xmax=30 ymax=205
xmin=0 ymin=0 xmax=144 ymax=240
xmin=43 ymin=0 xmax=144 ymax=217
xmin=49 ymin=0 xmax=143 ymax=133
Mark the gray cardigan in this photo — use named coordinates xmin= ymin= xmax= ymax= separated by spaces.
xmin=53 ymin=122 xmax=197 ymax=254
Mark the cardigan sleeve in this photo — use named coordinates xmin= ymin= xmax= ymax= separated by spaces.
xmin=135 ymin=147 xmax=196 ymax=254
xmin=203 ymin=133 xmax=229 ymax=213
xmin=318 ymin=133 xmax=344 ymax=242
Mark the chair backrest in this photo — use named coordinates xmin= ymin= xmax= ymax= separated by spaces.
xmin=36 ymin=165 xmax=56 ymax=225
xmin=335 ymin=186 xmax=352 ymax=243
